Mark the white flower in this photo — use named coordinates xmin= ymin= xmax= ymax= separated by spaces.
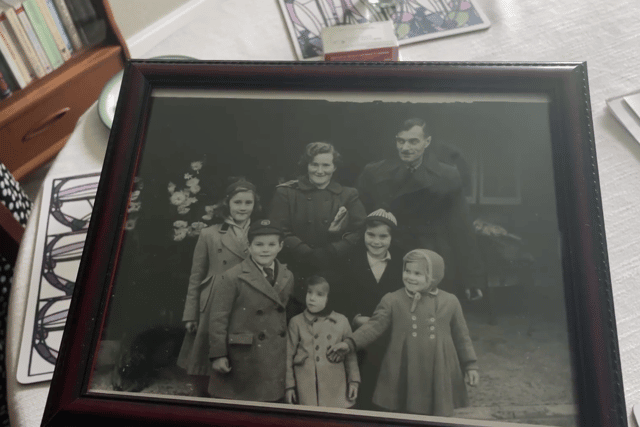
xmin=177 ymin=205 xmax=190 ymax=215
xmin=128 ymin=201 xmax=141 ymax=213
xmin=202 ymin=214 xmax=213 ymax=221
xmin=173 ymin=220 xmax=188 ymax=228
xmin=205 ymin=205 xmax=215 ymax=214
xmin=184 ymin=173 xmax=192 ymax=180
xmin=170 ymin=191 xmax=187 ymax=206
xmin=130 ymin=190 xmax=140 ymax=201
xmin=168 ymin=182 xmax=176 ymax=193
xmin=186 ymin=177 xmax=199 ymax=187
xmin=124 ymin=218 xmax=137 ymax=230
xmin=191 ymin=221 xmax=206 ymax=231
xmin=189 ymin=185 xmax=201 ymax=194
xmin=191 ymin=161 xmax=203 ymax=171
xmin=185 ymin=197 xmax=198 ymax=206
xmin=173 ymin=228 xmax=188 ymax=241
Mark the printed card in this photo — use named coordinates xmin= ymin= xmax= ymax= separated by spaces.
xmin=17 ymin=172 xmax=101 ymax=384
xmin=278 ymin=0 xmax=490 ymax=60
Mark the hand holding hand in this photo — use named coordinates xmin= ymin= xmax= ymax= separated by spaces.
xmin=285 ymin=389 xmax=297 ymax=404
xmin=185 ymin=321 xmax=198 ymax=334
xmin=211 ymin=357 xmax=231 ymax=374
xmin=465 ymin=369 xmax=479 ymax=386
xmin=327 ymin=342 xmax=351 ymax=363
xmin=348 ymin=382 xmax=359 ymax=401
xmin=328 ymin=207 xmax=349 ymax=234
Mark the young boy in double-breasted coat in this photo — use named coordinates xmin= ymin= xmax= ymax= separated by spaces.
xmin=208 ymin=220 xmax=294 ymax=402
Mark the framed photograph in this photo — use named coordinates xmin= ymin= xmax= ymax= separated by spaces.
xmin=42 ymin=61 xmax=626 ymax=427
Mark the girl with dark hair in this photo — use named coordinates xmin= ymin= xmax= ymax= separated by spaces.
xmin=177 ymin=177 xmax=260 ymax=396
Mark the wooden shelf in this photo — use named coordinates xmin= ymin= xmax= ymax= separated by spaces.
xmin=0 ymin=45 xmax=124 ymax=127
xmin=0 ymin=0 xmax=129 ymax=181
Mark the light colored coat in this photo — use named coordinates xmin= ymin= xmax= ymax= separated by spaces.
xmin=177 ymin=223 xmax=249 ymax=375
xmin=208 ymin=258 xmax=294 ymax=401
xmin=286 ymin=311 xmax=360 ymax=408
xmin=351 ymin=288 xmax=478 ymax=416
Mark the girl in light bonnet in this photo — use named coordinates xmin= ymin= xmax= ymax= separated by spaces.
xmin=328 ymin=249 xmax=479 ymax=415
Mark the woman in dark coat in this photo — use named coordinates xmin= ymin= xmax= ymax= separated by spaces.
xmin=269 ymin=142 xmax=367 ymax=311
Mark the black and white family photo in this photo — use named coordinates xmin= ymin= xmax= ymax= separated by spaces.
xmin=88 ymin=90 xmax=578 ymax=427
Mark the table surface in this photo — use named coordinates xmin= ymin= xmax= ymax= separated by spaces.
xmin=7 ymin=0 xmax=640 ymax=426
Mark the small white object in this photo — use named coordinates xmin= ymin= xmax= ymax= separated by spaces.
xmin=322 ymin=20 xmax=398 ymax=61
xmin=607 ymin=91 xmax=640 ymax=144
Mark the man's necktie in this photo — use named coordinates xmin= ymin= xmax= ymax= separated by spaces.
xmin=264 ymin=267 xmax=275 ymax=285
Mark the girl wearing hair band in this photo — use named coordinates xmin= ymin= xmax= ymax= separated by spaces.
xmin=328 ymin=249 xmax=479 ymax=416
xmin=177 ymin=177 xmax=261 ymax=396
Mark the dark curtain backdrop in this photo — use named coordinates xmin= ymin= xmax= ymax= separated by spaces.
xmin=103 ymin=96 xmax=560 ymax=338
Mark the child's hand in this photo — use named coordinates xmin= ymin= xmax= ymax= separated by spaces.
xmin=211 ymin=357 xmax=231 ymax=373
xmin=185 ymin=321 xmax=198 ymax=334
xmin=465 ymin=369 xmax=479 ymax=386
xmin=285 ymin=389 xmax=297 ymax=404
xmin=327 ymin=342 xmax=350 ymax=363
xmin=348 ymin=382 xmax=359 ymax=401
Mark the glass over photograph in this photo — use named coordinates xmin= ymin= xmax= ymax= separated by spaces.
xmin=87 ymin=89 xmax=578 ymax=427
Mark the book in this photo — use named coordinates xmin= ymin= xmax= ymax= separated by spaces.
xmin=22 ymin=0 xmax=63 ymax=68
xmin=0 ymin=51 xmax=18 ymax=92
xmin=52 ymin=0 xmax=80 ymax=50
xmin=0 ymin=70 xmax=13 ymax=98
xmin=14 ymin=4 xmax=53 ymax=73
xmin=1 ymin=1 xmax=55 ymax=74
xmin=0 ymin=4 xmax=45 ymax=77
xmin=0 ymin=9 xmax=36 ymax=79
xmin=0 ymin=15 xmax=31 ymax=87
xmin=64 ymin=0 xmax=105 ymax=47
xmin=44 ymin=0 xmax=72 ymax=54
xmin=34 ymin=0 xmax=70 ymax=59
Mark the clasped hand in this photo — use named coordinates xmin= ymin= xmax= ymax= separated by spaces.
xmin=326 ymin=341 xmax=350 ymax=363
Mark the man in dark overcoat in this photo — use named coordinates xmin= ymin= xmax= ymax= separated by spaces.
xmin=356 ymin=118 xmax=484 ymax=298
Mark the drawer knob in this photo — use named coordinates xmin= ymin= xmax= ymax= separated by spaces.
xmin=22 ymin=107 xmax=71 ymax=142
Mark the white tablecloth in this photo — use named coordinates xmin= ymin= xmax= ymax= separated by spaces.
xmin=7 ymin=0 xmax=640 ymax=425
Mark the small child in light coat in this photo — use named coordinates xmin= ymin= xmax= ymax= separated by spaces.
xmin=285 ymin=276 xmax=360 ymax=408
xmin=328 ymin=249 xmax=479 ymax=416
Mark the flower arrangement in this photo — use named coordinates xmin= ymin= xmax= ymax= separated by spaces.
xmin=125 ymin=177 xmax=143 ymax=231
xmin=168 ymin=160 xmax=215 ymax=241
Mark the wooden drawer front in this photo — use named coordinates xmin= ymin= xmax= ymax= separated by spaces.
xmin=0 ymin=51 xmax=123 ymax=176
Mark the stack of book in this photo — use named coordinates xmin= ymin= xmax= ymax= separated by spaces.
xmin=0 ymin=0 xmax=107 ymax=99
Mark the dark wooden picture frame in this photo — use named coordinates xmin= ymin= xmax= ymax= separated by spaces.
xmin=41 ymin=61 xmax=626 ymax=427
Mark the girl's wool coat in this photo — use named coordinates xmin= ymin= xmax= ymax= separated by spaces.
xmin=177 ymin=223 xmax=249 ymax=375
xmin=351 ymin=288 xmax=478 ymax=416
xmin=208 ymin=258 xmax=294 ymax=401
xmin=286 ymin=311 xmax=360 ymax=408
